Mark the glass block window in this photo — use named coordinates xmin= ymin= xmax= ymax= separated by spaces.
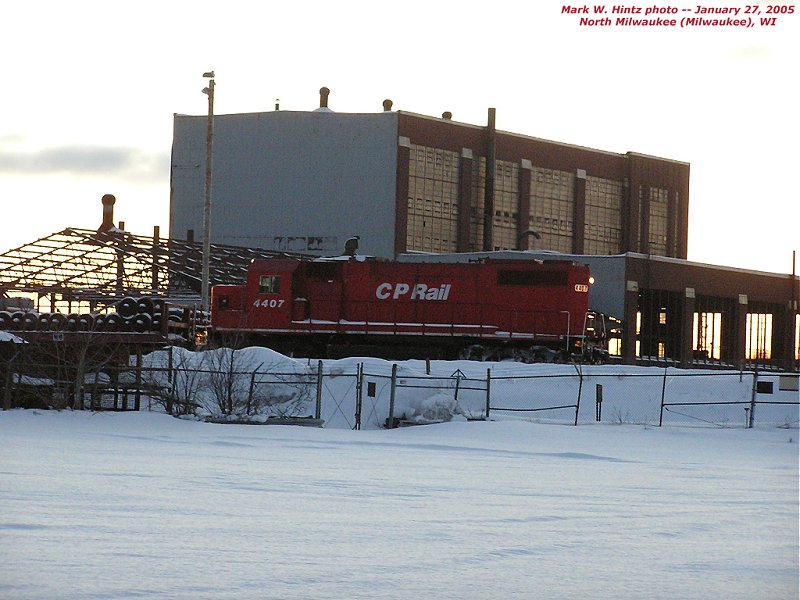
xmin=493 ymin=160 xmax=519 ymax=250
xmin=529 ymin=167 xmax=574 ymax=253
xmin=584 ymin=176 xmax=622 ymax=255
xmin=648 ymin=187 xmax=669 ymax=256
xmin=467 ymin=158 xmax=520 ymax=251
xmin=406 ymin=145 xmax=460 ymax=253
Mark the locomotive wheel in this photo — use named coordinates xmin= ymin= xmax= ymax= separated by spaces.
xmin=458 ymin=344 xmax=486 ymax=361
xmin=0 ymin=311 xmax=12 ymax=329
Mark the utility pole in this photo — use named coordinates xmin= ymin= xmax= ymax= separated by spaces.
xmin=201 ymin=71 xmax=215 ymax=315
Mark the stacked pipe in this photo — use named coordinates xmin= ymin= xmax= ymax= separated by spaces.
xmin=0 ymin=297 xmax=167 ymax=334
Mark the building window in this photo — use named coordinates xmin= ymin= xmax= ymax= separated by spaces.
xmin=493 ymin=160 xmax=519 ymax=251
xmin=407 ymin=145 xmax=460 ymax=253
xmin=258 ymin=275 xmax=280 ymax=294
xmin=795 ymin=314 xmax=799 ymax=361
xmin=746 ymin=313 xmax=773 ymax=360
xmin=467 ymin=158 xmax=519 ymax=251
xmin=649 ymin=187 xmax=669 ymax=256
xmin=584 ymin=176 xmax=622 ymax=255
xmin=529 ymin=167 xmax=574 ymax=253
xmin=693 ymin=312 xmax=722 ymax=360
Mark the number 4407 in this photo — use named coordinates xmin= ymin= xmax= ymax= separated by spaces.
xmin=253 ymin=298 xmax=285 ymax=308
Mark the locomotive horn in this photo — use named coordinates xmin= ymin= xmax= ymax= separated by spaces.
xmin=344 ymin=236 xmax=359 ymax=257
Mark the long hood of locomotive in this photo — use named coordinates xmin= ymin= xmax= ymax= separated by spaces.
xmin=212 ymin=259 xmax=591 ymax=340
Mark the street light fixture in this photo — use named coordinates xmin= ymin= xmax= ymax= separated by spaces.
xmin=200 ymin=71 xmax=215 ymax=318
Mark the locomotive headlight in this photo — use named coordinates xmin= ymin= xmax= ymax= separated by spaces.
xmin=589 ymin=276 xmax=595 ymax=285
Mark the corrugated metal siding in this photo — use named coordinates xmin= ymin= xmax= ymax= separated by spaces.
xmin=170 ymin=111 xmax=399 ymax=257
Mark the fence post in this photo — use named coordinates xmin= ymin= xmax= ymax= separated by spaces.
xmin=574 ymin=367 xmax=583 ymax=426
xmin=315 ymin=360 xmax=323 ymax=420
xmin=659 ymin=367 xmax=668 ymax=427
xmin=354 ymin=362 xmax=363 ymax=430
xmin=3 ymin=358 xmax=12 ymax=410
xmin=485 ymin=368 xmax=491 ymax=421
xmin=595 ymin=384 xmax=603 ymax=422
xmin=134 ymin=347 xmax=143 ymax=411
xmin=92 ymin=367 xmax=101 ymax=410
xmin=748 ymin=370 xmax=758 ymax=428
xmin=247 ymin=370 xmax=257 ymax=415
xmin=167 ymin=345 xmax=174 ymax=384
xmin=387 ymin=363 xmax=398 ymax=428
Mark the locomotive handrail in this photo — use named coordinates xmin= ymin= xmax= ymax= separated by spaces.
xmin=284 ymin=301 xmax=577 ymax=341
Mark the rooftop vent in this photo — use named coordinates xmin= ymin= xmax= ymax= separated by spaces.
xmin=313 ymin=87 xmax=333 ymax=113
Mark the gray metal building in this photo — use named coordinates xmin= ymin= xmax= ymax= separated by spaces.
xmin=170 ymin=110 xmax=399 ymax=257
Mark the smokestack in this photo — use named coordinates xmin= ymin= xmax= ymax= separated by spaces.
xmin=319 ymin=87 xmax=330 ymax=108
xmin=98 ymin=194 xmax=116 ymax=232
xmin=442 ymin=111 xmax=452 ymax=120
xmin=383 ymin=99 xmax=393 ymax=111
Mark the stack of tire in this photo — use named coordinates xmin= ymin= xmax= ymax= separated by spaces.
xmin=0 ymin=297 xmax=165 ymax=334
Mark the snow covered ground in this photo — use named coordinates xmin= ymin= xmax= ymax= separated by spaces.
xmin=2 ymin=407 xmax=798 ymax=599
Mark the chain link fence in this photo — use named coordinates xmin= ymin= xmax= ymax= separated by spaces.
xmin=3 ymin=350 xmax=798 ymax=430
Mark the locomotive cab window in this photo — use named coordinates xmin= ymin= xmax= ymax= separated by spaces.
xmin=258 ymin=275 xmax=281 ymax=294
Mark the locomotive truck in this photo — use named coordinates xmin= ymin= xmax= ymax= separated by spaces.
xmin=210 ymin=256 xmax=607 ymax=362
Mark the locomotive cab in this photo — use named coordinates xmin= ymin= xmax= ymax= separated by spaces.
xmin=245 ymin=260 xmax=297 ymax=330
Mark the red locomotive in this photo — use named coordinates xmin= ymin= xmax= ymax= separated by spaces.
xmin=210 ymin=256 xmax=606 ymax=361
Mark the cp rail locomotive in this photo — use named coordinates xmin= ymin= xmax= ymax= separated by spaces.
xmin=210 ymin=256 xmax=607 ymax=362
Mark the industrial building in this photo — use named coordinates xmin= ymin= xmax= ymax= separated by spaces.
xmin=170 ymin=88 xmax=689 ymax=260
xmin=399 ymin=251 xmax=799 ymax=371
xmin=166 ymin=89 xmax=797 ymax=371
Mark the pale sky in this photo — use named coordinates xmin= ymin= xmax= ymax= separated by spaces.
xmin=2 ymin=1 xmax=797 ymax=274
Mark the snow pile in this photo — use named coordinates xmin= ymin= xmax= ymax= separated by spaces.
xmin=0 ymin=330 xmax=26 ymax=343
xmin=138 ymin=346 xmax=315 ymax=419
xmin=132 ymin=347 xmax=799 ymax=430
